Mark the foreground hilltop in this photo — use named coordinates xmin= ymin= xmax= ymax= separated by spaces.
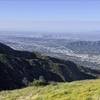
xmin=0 ymin=79 xmax=100 ymax=100
xmin=0 ymin=42 xmax=100 ymax=90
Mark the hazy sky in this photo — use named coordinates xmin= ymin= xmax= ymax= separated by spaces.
xmin=0 ymin=0 xmax=100 ymax=32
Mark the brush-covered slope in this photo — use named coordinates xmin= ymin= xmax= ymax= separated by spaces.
xmin=0 ymin=79 xmax=100 ymax=100
xmin=0 ymin=42 xmax=99 ymax=90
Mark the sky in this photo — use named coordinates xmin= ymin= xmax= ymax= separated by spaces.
xmin=0 ymin=0 xmax=100 ymax=32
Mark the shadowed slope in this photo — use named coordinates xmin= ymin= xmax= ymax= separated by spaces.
xmin=0 ymin=42 xmax=99 ymax=90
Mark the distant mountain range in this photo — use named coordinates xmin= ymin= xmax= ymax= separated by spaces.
xmin=1 ymin=34 xmax=100 ymax=70
xmin=66 ymin=41 xmax=100 ymax=54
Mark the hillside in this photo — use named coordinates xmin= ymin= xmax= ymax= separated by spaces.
xmin=0 ymin=79 xmax=100 ymax=100
xmin=67 ymin=41 xmax=100 ymax=54
xmin=0 ymin=42 xmax=100 ymax=90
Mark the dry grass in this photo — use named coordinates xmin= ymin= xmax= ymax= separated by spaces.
xmin=0 ymin=79 xmax=100 ymax=100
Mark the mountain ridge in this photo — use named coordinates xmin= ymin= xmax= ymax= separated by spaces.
xmin=0 ymin=42 xmax=99 ymax=90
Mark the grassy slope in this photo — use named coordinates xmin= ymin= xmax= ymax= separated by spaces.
xmin=0 ymin=79 xmax=100 ymax=100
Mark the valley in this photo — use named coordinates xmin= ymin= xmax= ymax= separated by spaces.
xmin=1 ymin=32 xmax=100 ymax=70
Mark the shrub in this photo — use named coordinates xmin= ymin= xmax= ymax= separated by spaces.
xmin=29 ymin=79 xmax=48 ymax=86
xmin=29 ymin=76 xmax=48 ymax=86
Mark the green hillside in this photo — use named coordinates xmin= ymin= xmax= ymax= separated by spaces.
xmin=0 ymin=79 xmax=100 ymax=100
